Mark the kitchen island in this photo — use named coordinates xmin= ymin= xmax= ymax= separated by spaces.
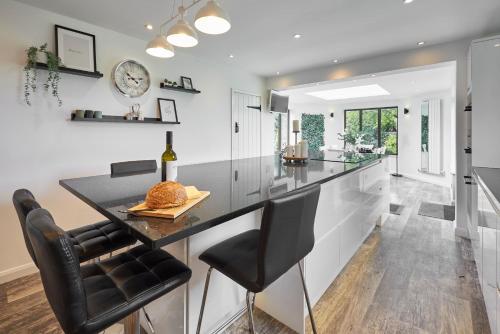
xmin=60 ymin=154 xmax=389 ymax=334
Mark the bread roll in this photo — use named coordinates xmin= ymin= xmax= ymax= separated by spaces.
xmin=145 ymin=181 xmax=188 ymax=209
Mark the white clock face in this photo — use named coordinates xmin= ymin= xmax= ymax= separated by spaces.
xmin=113 ymin=60 xmax=151 ymax=98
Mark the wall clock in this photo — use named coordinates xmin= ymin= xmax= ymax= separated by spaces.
xmin=112 ymin=59 xmax=151 ymax=98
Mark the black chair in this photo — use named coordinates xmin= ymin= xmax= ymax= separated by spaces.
xmin=13 ymin=189 xmax=137 ymax=264
xmin=25 ymin=208 xmax=192 ymax=334
xmin=196 ymin=184 xmax=321 ymax=334
xmin=110 ymin=160 xmax=157 ymax=177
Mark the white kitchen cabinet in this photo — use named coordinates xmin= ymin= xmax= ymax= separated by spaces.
xmin=474 ymin=170 xmax=499 ymax=334
xmin=471 ymin=35 xmax=500 ymax=168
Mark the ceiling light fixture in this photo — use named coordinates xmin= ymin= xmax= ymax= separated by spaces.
xmin=495 ymin=43 xmax=500 ymax=48
xmin=371 ymin=74 xmax=376 ymax=77
xmin=403 ymin=0 xmax=414 ymax=4
xmin=167 ymin=7 xmax=199 ymax=47
xmin=417 ymin=41 xmax=425 ymax=46
xmin=146 ymin=0 xmax=231 ymax=57
xmin=229 ymin=54 xmax=234 ymax=58
xmin=333 ymin=59 xmax=339 ymax=63
xmin=307 ymin=84 xmax=390 ymax=101
xmin=276 ymin=71 xmax=280 ymax=75
xmin=293 ymin=34 xmax=302 ymax=39
xmin=145 ymin=35 xmax=175 ymax=58
xmin=195 ymin=0 xmax=231 ymax=35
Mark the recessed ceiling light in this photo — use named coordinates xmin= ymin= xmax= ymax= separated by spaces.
xmin=229 ymin=54 xmax=234 ymax=58
xmin=276 ymin=71 xmax=280 ymax=75
xmin=307 ymin=84 xmax=390 ymax=101
xmin=371 ymin=74 xmax=376 ymax=77
xmin=145 ymin=24 xmax=154 ymax=30
xmin=293 ymin=34 xmax=302 ymax=39
xmin=495 ymin=43 xmax=500 ymax=48
xmin=417 ymin=41 xmax=425 ymax=46
xmin=403 ymin=0 xmax=414 ymax=3
xmin=333 ymin=59 xmax=339 ymax=63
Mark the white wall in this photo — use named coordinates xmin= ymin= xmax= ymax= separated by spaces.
xmin=0 ymin=0 xmax=268 ymax=281
xmin=267 ymin=38 xmax=471 ymax=238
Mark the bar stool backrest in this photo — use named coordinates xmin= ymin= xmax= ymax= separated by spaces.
xmin=257 ymin=183 xmax=321 ymax=290
xmin=12 ymin=189 xmax=41 ymax=266
xmin=26 ymin=208 xmax=87 ymax=334
xmin=110 ymin=160 xmax=157 ymax=176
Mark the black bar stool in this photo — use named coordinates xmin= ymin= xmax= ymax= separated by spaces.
xmin=196 ymin=183 xmax=321 ymax=334
xmin=26 ymin=207 xmax=192 ymax=334
xmin=13 ymin=189 xmax=136 ymax=264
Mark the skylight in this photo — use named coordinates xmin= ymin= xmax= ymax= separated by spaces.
xmin=306 ymin=84 xmax=390 ymax=101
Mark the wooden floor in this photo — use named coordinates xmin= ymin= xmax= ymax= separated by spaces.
xmin=0 ymin=177 xmax=490 ymax=334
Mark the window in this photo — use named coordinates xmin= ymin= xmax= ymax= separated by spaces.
xmin=344 ymin=107 xmax=398 ymax=155
xmin=274 ymin=111 xmax=289 ymax=153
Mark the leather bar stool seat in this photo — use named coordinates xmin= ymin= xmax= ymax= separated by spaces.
xmin=26 ymin=208 xmax=192 ymax=334
xmin=199 ymin=230 xmax=261 ymax=292
xmin=13 ymin=189 xmax=136 ymax=264
xmin=68 ymin=221 xmax=137 ymax=262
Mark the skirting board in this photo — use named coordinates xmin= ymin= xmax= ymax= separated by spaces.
xmin=0 ymin=262 xmax=38 ymax=284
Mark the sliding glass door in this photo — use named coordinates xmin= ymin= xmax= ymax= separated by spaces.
xmin=344 ymin=107 xmax=398 ymax=154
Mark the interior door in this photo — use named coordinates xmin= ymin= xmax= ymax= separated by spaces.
xmin=231 ymin=90 xmax=262 ymax=160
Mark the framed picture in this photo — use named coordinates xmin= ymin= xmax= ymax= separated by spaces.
xmin=181 ymin=76 xmax=193 ymax=90
xmin=158 ymin=98 xmax=179 ymax=123
xmin=55 ymin=25 xmax=97 ymax=72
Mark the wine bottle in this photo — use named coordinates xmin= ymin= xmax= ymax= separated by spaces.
xmin=161 ymin=131 xmax=177 ymax=181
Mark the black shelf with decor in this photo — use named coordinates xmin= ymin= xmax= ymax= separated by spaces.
xmin=35 ymin=62 xmax=104 ymax=78
xmin=71 ymin=114 xmax=180 ymax=125
xmin=160 ymin=82 xmax=200 ymax=94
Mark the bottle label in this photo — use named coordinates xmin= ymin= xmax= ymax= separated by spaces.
xmin=162 ymin=161 xmax=178 ymax=181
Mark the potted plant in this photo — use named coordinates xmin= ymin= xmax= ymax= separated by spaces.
xmin=24 ymin=43 xmax=62 ymax=106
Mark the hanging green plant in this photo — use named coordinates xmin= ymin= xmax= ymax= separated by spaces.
xmin=24 ymin=43 xmax=62 ymax=106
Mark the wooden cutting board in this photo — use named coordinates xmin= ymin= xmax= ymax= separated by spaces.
xmin=128 ymin=187 xmax=210 ymax=219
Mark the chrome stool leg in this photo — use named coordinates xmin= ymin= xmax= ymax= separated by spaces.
xmin=298 ymin=262 xmax=318 ymax=334
xmin=196 ymin=267 xmax=213 ymax=334
xmin=142 ymin=307 xmax=155 ymax=333
xmin=246 ymin=290 xmax=256 ymax=334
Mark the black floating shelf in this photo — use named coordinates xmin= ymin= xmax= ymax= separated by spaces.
xmin=160 ymin=82 xmax=200 ymax=94
xmin=71 ymin=114 xmax=180 ymax=125
xmin=35 ymin=62 xmax=103 ymax=78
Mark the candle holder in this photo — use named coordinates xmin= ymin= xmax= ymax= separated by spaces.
xmin=293 ymin=130 xmax=300 ymax=145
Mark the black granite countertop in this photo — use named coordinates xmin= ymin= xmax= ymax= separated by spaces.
xmin=473 ymin=167 xmax=500 ymax=214
xmin=60 ymin=154 xmax=384 ymax=248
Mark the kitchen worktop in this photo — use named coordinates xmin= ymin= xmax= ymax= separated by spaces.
xmin=60 ymin=154 xmax=385 ymax=248
xmin=473 ymin=166 xmax=500 ymax=214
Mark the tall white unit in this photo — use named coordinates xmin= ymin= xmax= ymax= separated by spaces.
xmin=471 ymin=36 xmax=500 ymax=168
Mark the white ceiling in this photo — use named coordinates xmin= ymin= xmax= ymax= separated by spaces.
xmin=283 ymin=63 xmax=456 ymax=106
xmin=14 ymin=0 xmax=500 ymax=76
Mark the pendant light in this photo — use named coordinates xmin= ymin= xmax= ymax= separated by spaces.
xmin=194 ymin=0 xmax=231 ymax=35
xmin=146 ymin=35 xmax=175 ymax=58
xmin=166 ymin=6 xmax=199 ymax=47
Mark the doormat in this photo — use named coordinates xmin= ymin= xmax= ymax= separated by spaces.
xmin=418 ymin=201 xmax=455 ymax=221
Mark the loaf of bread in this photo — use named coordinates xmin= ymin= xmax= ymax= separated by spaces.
xmin=145 ymin=181 xmax=188 ymax=209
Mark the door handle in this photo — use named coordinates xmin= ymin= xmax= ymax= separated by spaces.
xmin=235 ymin=122 xmax=239 ymax=133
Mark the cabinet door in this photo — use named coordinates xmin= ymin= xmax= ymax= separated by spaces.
xmin=479 ymin=184 xmax=497 ymax=333
xmin=471 ymin=37 xmax=500 ymax=167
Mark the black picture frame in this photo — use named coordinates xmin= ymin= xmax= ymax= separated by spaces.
xmin=55 ymin=25 xmax=97 ymax=73
xmin=181 ymin=76 xmax=193 ymax=90
xmin=157 ymin=98 xmax=179 ymax=124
